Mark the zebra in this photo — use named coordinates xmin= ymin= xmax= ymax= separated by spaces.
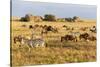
xmin=20 ymin=28 xmax=47 ymax=48
xmin=21 ymin=37 xmax=46 ymax=48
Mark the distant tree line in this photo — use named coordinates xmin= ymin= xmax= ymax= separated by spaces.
xmin=20 ymin=14 xmax=82 ymax=22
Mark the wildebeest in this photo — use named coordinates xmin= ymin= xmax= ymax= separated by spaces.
xmin=79 ymin=33 xmax=89 ymax=41
xmin=52 ymin=27 xmax=58 ymax=33
xmin=63 ymin=25 xmax=67 ymax=27
xmin=63 ymin=25 xmax=70 ymax=30
xmin=79 ymin=32 xmax=96 ymax=41
xmin=90 ymin=26 xmax=96 ymax=33
xmin=87 ymin=36 xmax=96 ymax=41
xmin=61 ymin=34 xmax=77 ymax=42
xmin=41 ymin=25 xmax=58 ymax=34
xmin=43 ymin=25 xmax=48 ymax=29
xmin=13 ymin=35 xmax=23 ymax=44
xmin=41 ymin=28 xmax=48 ymax=34
xmin=62 ymin=25 xmax=74 ymax=30
xmin=29 ymin=25 xmax=33 ymax=29
xmin=39 ymin=25 xmax=44 ymax=28
xmin=46 ymin=26 xmax=53 ymax=31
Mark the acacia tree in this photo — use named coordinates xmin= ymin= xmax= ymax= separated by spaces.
xmin=44 ymin=14 xmax=56 ymax=21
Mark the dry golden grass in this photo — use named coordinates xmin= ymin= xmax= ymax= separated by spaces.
xmin=11 ymin=18 xmax=96 ymax=66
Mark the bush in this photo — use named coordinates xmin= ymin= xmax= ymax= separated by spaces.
xmin=57 ymin=18 xmax=66 ymax=22
xmin=44 ymin=14 xmax=56 ymax=21
xmin=65 ymin=18 xmax=74 ymax=22
xmin=20 ymin=14 xmax=31 ymax=22
xmin=20 ymin=17 xmax=26 ymax=22
xmin=73 ymin=16 xmax=78 ymax=20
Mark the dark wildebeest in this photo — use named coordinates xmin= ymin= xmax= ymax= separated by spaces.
xmin=61 ymin=34 xmax=77 ymax=42
xmin=87 ymin=36 xmax=96 ymax=41
xmin=46 ymin=26 xmax=58 ymax=33
xmin=39 ymin=25 xmax=44 ymax=28
xmin=79 ymin=33 xmax=96 ymax=41
xmin=41 ymin=25 xmax=58 ymax=34
xmin=79 ymin=33 xmax=89 ymax=41
xmin=29 ymin=25 xmax=33 ymax=29
xmin=43 ymin=25 xmax=48 ymax=28
xmin=41 ymin=26 xmax=52 ymax=34
xmin=90 ymin=26 xmax=96 ymax=33
xmin=46 ymin=26 xmax=53 ymax=31
xmin=63 ymin=25 xmax=67 ymax=28
xmin=41 ymin=25 xmax=48 ymax=34
xmin=41 ymin=29 xmax=48 ymax=34
xmin=13 ymin=35 xmax=23 ymax=44
xmin=63 ymin=25 xmax=70 ymax=30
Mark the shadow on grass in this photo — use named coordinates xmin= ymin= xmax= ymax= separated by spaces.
xmin=46 ymin=40 xmax=96 ymax=50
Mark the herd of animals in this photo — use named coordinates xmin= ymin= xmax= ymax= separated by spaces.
xmin=13 ymin=24 xmax=96 ymax=48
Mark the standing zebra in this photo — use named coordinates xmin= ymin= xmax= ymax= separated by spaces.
xmin=17 ymin=28 xmax=47 ymax=48
xmin=21 ymin=37 xmax=47 ymax=48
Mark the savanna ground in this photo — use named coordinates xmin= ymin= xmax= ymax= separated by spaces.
xmin=11 ymin=18 xmax=96 ymax=66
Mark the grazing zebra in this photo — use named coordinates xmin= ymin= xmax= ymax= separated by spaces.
xmin=21 ymin=37 xmax=46 ymax=48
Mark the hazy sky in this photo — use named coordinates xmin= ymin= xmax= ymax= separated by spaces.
xmin=12 ymin=0 xmax=97 ymax=19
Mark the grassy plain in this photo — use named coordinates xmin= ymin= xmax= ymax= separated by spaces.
xmin=11 ymin=18 xmax=96 ymax=66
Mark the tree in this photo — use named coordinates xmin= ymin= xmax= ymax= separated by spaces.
xmin=24 ymin=14 xmax=31 ymax=21
xmin=73 ymin=16 xmax=79 ymax=22
xmin=44 ymin=14 xmax=56 ymax=21
xmin=20 ymin=14 xmax=31 ymax=22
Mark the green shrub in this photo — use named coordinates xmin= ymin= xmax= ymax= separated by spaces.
xmin=44 ymin=14 xmax=56 ymax=21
